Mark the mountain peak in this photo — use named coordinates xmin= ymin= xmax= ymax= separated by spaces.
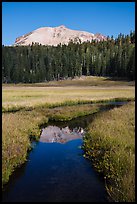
xmin=14 ymin=25 xmax=107 ymax=46
xmin=57 ymin=25 xmax=66 ymax=28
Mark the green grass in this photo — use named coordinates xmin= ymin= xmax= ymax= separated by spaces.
xmin=82 ymin=102 xmax=135 ymax=202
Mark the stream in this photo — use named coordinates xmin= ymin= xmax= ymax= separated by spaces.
xmin=2 ymin=102 xmax=127 ymax=202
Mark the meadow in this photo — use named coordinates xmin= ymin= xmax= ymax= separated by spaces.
xmin=2 ymin=76 xmax=135 ymax=112
xmin=2 ymin=76 xmax=135 ymax=202
xmin=83 ymin=101 xmax=135 ymax=202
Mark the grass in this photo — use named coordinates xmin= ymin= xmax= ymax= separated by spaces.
xmin=2 ymin=78 xmax=135 ymax=113
xmin=82 ymin=102 xmax=135 ymax=202
xmin=2 ymin=110 xmax=47 ymax=185
xmin=2 ymin=76 xmax=135 ymax=201
xmin=42 ymin=76 xmax=135 ymax=87
xmin=2 ymin=104 xmax=100 ymax=186
xmin=2 ymin=76 xmax=135 ymax=87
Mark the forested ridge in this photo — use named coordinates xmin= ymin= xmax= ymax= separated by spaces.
xmin=2 ymin=31 xmax=135 ymax=83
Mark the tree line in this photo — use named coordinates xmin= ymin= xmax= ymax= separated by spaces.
xmin=2 ymin=31 xmax=135 ymax=83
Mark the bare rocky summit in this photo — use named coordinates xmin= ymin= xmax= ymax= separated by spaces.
xmin=14 ymin=25 xmax=107 ymax=46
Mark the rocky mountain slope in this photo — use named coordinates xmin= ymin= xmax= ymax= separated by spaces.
xmin=14 ymin=25 xmax=107 ymax=46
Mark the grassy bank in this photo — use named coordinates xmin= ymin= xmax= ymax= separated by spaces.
xmin=2 ymin=77 xmax=135 ymax=193
xmin=2 ymin=110 xmax=47 ymax=185
xmin=2 ymin=104 xmax=100 ymax=186
xmin=82 ymin=102 xmax=135 ymax=202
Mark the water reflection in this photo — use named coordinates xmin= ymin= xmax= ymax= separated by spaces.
xmin=2 ymin=101 xmax=127 ymax=202
xmin=2 ymin=139 xmax=109 ymax=202
xmin=40 ymin=125 xmax=85 ymax=143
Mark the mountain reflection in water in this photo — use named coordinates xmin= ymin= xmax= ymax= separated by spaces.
xmin=40 ymin=126 xmax=85 ymax=144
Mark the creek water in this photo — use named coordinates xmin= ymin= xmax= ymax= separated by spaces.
xmin=2 ymin=102 xmax=127 ymax=202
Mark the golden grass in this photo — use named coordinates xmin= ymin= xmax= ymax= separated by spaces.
xmin=2 ymin=85 xmax=135 ymax=112
xmin=83 ymin=102 xmax=135 ymax=202
xmin=2 ymin=76 xmax=135 ymax=196
xmin=2 ymin=110 xmax=47 ymax=185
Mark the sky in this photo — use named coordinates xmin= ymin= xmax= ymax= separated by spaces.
xmin=2 ymin=2 xmax=135 ymax=46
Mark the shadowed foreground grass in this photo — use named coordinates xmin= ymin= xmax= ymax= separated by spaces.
xmin=83 ymin=102 xmax=135 ymax=202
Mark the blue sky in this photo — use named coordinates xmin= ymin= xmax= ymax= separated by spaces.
xmin=2 ymin=2 xmax=135 ymax=46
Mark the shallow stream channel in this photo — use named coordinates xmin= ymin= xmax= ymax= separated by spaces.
xmin=2 ymin=102 xmax=127 ymax=202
